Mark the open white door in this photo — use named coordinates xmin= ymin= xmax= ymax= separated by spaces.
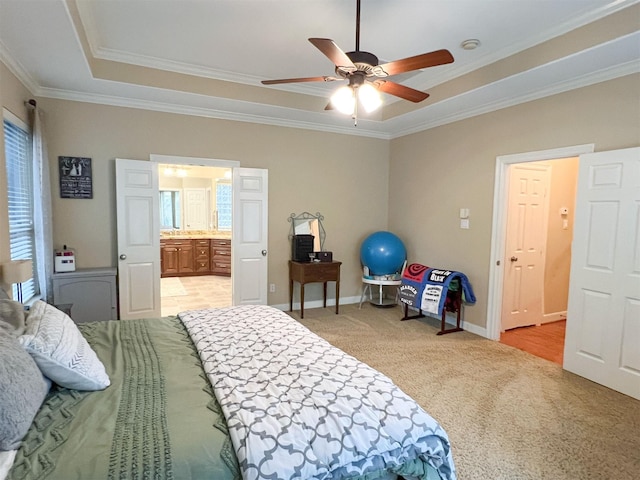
xmin=501 ymin=163 xmax=550 ymax=330
xmin=116 ymin=159 xmax=161 ymax=319
xmin=232 ymin=168 xmax=268 ymax=305
xmin=564 ymin=147 xmax=640 ymax=399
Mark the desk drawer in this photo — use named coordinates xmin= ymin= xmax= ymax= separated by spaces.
xmin=295 ymin=263 xmax=340 ymax=282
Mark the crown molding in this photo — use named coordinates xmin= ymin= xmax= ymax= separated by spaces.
xmin=37 ymin=86 xmax=390 ymax=139
xmin=390 ymin=59 xmax=640 ymax=139
xmin=0 ymin=39 xmax=41 ymax=95
xmin=410 ymin=0 xmax=640 ymax=91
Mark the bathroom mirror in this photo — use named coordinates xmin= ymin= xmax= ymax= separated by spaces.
xmin=288 ymin=212 xmax=325 ymax=251
xmin=158 ymin=164 xmax=232 ymax=231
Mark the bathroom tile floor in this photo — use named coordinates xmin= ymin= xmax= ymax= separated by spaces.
xmin=161 ymin=275 xmax=231 ymax=316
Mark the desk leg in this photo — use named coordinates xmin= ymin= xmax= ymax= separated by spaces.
xmin=335 ymin=279 xmax=340 ymax=314
xmin=300 ymin=283 xmax=305 ymax=319
xmin=323 ymin=282 xmax=327 ymax=308
xmin=289 ymin=279 xmax=294 ymax=312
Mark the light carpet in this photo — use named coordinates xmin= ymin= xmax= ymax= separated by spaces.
xmin=294 ymin=304 xmax=640 ymax=480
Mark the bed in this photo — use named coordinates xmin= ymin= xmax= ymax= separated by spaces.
xmin=1 ymin=300 xmax=456 ymax=480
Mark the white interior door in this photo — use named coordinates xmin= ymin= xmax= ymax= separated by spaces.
xmin=115 ymin=158 xmax=161 ymax=319
xmin=501 ymin=163 xmax=550 ymax=330
xmin=232 ymin=168 xmax=268 ymax=305
xmin=564 ymin=147 xmax=640 ymax=400
xmin=183 ymin=188 xmax=208 ymax=230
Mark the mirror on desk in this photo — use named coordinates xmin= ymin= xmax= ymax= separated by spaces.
xmin=288 ymin=212 xmax=325 ymax=252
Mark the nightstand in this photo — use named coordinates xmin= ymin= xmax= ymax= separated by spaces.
xmin=52 ymin=268 xmax=117 ymax=323
xmin=289 ymin=260 xmax=341 ymax=319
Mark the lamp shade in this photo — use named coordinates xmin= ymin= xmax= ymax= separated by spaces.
xmin=1 ymin=259 xmax=33 ymax=284
xmin=330 ymin=85 xmax=356 ymax=115
xmin=358 ymin=83 xmax=382 ymax=113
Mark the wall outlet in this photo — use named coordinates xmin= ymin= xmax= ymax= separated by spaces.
xmin=269 ymin=283 xmax=276 ymax=293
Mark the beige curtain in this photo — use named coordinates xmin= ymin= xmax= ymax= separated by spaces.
xmin=31 ymin=105 xmax=54 ymax=302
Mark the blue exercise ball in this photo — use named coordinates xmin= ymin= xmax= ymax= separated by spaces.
xmin=360 ymin=231 xmax=407 ymax=275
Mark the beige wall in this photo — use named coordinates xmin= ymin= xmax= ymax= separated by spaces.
xmin=544 ymin=157 xmax=579 ymax=315
xmin=34 ymin=98 xmax=390 ymax=305
xmin=388 ymin=73 xmax=640 ymax=330
xmin=3 ymin=56 xmax=639 ymax=322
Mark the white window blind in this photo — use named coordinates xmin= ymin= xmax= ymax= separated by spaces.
xmin=3 ymin=117 xmax=38 ymax=301
xmin=216 ymin=182 xmax=232 ymax=231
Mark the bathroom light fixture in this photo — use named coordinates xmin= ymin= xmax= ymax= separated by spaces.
xmin=163 ymin=166 xmax=188 ymax=177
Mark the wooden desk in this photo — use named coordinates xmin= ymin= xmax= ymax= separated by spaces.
xmin=289 ymin=260 xmax=341 ymax=319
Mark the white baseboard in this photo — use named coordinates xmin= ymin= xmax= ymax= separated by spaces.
xmin=400 ymin=305 xmax=488 ymax=338
xmin=272 ymin=297 xmax=488 ymax=338
xmin=542 ymin=311 xmax=567 ymax=324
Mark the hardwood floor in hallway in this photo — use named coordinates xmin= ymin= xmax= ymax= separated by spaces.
xmin=161 ymin=275 xmax=231 ymax=316
xmin=500 ymin=320 xmax=566 ymax=365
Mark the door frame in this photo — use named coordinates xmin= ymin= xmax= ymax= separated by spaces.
xmin=150 ymin=154 xmax=240 ymax=302
xmin=486 ymin=144 xmax=594 ymax=340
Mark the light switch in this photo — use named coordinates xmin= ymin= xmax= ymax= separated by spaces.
xmin=460 ymin=208 xmax=470 ymax=219
xmin=460 ymin=219 xmax=470 ymax=229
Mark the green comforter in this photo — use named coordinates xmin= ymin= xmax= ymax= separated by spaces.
xmin=8 ymin=317 xmax=239 ymax=480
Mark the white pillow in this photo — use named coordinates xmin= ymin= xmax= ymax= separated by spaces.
xmin=19 ymin=301 xmax=110 ymax=391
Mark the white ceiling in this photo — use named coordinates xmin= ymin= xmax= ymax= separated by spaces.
xmin=1 ymin=0 xmax=638 ymax=139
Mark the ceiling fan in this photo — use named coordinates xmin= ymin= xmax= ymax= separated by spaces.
xmin=261 ymin=0 xmax=454 ymax=117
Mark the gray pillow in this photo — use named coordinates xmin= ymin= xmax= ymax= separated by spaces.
xmin=0 ymin=299 xmax=26 ymax=336
xmin=0 ymin=323 xmax=51 ymax=451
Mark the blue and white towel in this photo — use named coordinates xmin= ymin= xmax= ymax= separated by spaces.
xmin=399 ymin=264 xmax=476 ymax=315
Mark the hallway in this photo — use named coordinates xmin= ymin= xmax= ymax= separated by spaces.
xmin=500 ymin=320 xmax=566 ymax=365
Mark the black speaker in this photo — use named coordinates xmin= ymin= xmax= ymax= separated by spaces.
xmin=292 ymin=234 xmax=315 ymax=262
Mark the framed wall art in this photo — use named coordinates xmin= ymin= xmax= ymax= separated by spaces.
xmin=59 ymin=156 xmax=93 ymax=199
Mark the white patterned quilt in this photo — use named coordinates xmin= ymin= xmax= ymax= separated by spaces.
xmin=179 ymin=305 xmax=456 ymax=480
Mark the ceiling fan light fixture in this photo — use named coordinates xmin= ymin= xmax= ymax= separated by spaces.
xmin=358 ymin=82 xmax=382 ymax=113
xmin=261 ymin=0 xmax=454 ymax=122
xmin=331 ymin=85 xmax=356 ymax=114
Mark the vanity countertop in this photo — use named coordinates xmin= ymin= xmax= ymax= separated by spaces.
xmin=160 ymin=230 xmax=232 ymax=240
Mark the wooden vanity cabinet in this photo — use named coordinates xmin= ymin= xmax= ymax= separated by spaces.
xmin=160 ymin=239 xmax=194 ymax=276
xmin=161 ymin=238 xmax=230 ymax=277
xmin=211 ymin=239 xmax=231 ymax=276
xmin=194 ymin=239 xmax=211 ymax=273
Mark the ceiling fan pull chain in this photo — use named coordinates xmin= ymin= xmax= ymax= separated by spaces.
xmin=353 ymin=100 xmax=358 ymax=127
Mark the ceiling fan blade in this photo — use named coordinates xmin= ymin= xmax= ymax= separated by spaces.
xmin=309 ymin=38 xmax=357 ymax=71
xmin=261 ymin=76 xmax=338 ymax=85
xmin=376 ymin=81 xmax=429 ymax=103
xmin=377 ymin=49 xmax=454 ymax=76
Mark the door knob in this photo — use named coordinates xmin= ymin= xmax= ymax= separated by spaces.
xmin=510 ymin=256 xmax=518 ymax=262
xmin=262 ymin=250 xmax=267 ymax=256
xmin=119 ymin=254 xmax=127 ymax=260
